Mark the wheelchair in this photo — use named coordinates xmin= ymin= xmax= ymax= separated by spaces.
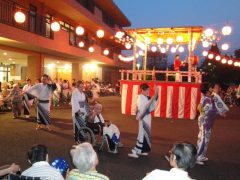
xmin=74 ymin=114 xmax=108 ymax=152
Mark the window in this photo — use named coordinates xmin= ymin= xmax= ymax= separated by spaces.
xmin=76 ymin=0 xmax=95 ymax=13
xmin=29 ymin=4 xmax=37 ymax=33
xmin=60 ymin=20 xmax=73 ymax=32
xmin=45 ymin=14 xmax=52 ymax=38
xmin=101 ymin=8 xmax=115 ymax=28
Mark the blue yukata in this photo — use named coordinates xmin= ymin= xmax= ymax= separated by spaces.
xmin=197 ymin=93 xmax=229 ymax=160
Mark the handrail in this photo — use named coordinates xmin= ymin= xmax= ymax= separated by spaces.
xmin=119 ymin=69 xmax=202 ymax=83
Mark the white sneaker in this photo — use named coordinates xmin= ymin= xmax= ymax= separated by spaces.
xmin=128 ymin=150 xmax=139 ymax=158
xmin=138 ymin=152 xmax=148 ymax=156
xmin=201 ymin=157 xmax=208 ymax=162
xmin=117 ymin=142 xmax=124 ymax=148
xmin=197 ymin=156 xmax=208 ymax=162
xmin=25 ymin=115 xmax=30 ymax=118
xmin=108 ymin=149 xmax=118 ymax=154
xmin=196 ymin=160 xmax=204 ymax=165
xmin=128 ymin=153 xmax=139 ymax=158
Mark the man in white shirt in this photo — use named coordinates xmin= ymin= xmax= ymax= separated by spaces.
xmin=21 ymin=144 xmax=64 ymax=180
xmin=143 ymin=142 xmax=197 ymax=180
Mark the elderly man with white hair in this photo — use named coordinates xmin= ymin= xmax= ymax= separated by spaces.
xmin=87 ymin=103 xmax=123 ymax=154
xmin=67 ymin=142 xmax=109 ymax=180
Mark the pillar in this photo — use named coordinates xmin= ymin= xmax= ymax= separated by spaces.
xmin=72 ymin=62 xmax=81 ymax=81
xmin=27 ymin=54 xmax=43 ymax=80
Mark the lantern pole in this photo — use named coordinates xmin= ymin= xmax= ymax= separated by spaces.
xmin=132 ymin=35 xmax=137 ymax=80
xmin=143 ymin=43 xmax=148 ymax=80
xmin=188 ymin=28 xmax=193 ymax=82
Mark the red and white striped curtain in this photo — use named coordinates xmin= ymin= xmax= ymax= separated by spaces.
xmin=121 ymin=81 xmax=201 ymax=120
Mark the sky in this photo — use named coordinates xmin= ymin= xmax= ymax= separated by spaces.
xmin=113 ymin=0 xmax=240 ymax=61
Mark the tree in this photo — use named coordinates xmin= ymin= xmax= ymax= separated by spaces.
xmin=147 ymin=51 xmax=168 ymax=70
xmin=199 ymin=44 xmax=240 ymax=84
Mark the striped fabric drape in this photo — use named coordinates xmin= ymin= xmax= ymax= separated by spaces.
xmin=120 ymin=81 xmax=201 ymax=120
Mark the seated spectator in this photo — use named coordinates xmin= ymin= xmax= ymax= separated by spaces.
xmin=0 ymin=163 xmax=20 ymax=177
xmin=87 ymin=103 xmax=123 ymax=153
xmin=68 ymin=142 xmax=109 ymax=180
xmin=21 ymin=144 xmax=64 ymax=180
xmin=143 ymin=142 xmax=197 ymax=180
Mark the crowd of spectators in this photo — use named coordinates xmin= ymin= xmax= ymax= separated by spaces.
xmin=1 ymin=141 xmax=197 ymax=180
xmin=0 ymin=77 xmax=120 ymax=113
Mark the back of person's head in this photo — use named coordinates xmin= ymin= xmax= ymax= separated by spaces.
xmin=170 ymin=142 xmax=197 ymax=170
xmin=36 ymin=78 xmax=41 ymax=83
xmin=42 ymin=74 xmax=49 ymax=79
xmin=200 ymin=82 xmax=210 ymax=95
xmin=70 ymin=142 xmax=98 ymax=173
xmin=140 ymin=83 xmax=149 ymax=91
xmin=94 ymin=103 xmax=102 ymax=111
xmin=76 ymin=80 xmax=84 ymax=87
xmin=27 ymin=144 xmax=48 ymax=164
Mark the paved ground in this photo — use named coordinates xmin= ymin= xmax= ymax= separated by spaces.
xmin=0 ymin=96 xmax=240 ymax=180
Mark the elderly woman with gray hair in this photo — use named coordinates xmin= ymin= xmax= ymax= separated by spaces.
xmin=67 ymin=142 xmax=109 ymax=180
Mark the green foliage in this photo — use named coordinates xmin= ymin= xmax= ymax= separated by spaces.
xmin=199 ymin=44 xmax=240 ymax=84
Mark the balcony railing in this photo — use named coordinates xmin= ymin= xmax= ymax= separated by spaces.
xmin=0 ymin=0 xmax=53 ymax=39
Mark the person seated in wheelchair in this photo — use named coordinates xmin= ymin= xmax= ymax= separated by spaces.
xmin=86 ymin=103 xmax=123 ymax=154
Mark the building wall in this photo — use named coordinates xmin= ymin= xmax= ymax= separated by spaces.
xmin=0 ymin=0 xmax=131 ymax=84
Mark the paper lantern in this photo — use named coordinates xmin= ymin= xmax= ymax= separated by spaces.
xmin=96 ymin=29 xmax=104 ymax=38
xmin=76 ymin=26 xmax=84 ymax=35
xmin=14 ymin=11 xmax=26 ymax=23
xmin=103 ymin=49 xmax=109 ymax=55
xmin=222 ymin=26 xmax=232 ymax=35
xmin=51 ymin=21 xmax=60 ymax=32
xmin=88 ymin=46 xmax=94 ymax=53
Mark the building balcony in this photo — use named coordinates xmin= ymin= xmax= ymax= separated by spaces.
xmin=0 ymin=0 xmax=53 ymax=39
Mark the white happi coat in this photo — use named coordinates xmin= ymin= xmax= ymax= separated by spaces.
xmin=71 ymin=89 xmax=87 ymax=132
xmin=71 ymin=89 xmax=87 ymax=117
xmin=26 ymin=83 xmax=55 ymax=124
xmin=132 ymin=94 xmax=157 ymax=153
xmin=26 ymin=83 xmax=53 ymax=109
xmin=136 ymin=94 xmax=157 ymax=124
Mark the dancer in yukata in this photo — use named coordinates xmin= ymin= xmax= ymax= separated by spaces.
xmin=71 ymin=81 xmax=89 ymax=141
xmin=128 ymin=83 xmax=159 ymax=158
xmin=196 ymin=83 xmax=229 ymax=165
xmin=25 ymin=74 xmax=56 ymax=131
xmin=22 ymin=78 xmax=33 ymax=118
